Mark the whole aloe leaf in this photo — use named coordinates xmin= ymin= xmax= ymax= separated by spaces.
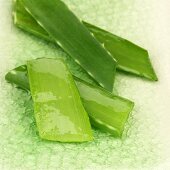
xmin=5 ymin=65 xmax=134 ymax=137
xmin=27 ymin=58 xmax=93 ymax=142
xmin=14 ymin=0 xmax=157 ymax=81
xmin=22 ymin=0 xmax=117 ymax=92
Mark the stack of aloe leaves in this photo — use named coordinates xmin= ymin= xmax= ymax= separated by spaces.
xmin=5 ymin=0 xmax=158 ymax=142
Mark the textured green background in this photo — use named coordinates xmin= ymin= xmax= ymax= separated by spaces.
xmin=0 ymin=0 xmax=170 ymax=169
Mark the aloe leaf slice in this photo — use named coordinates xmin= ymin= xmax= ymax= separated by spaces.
xmin=14 ymin=0 xmax=53 ymax=43
xmin=5 ymin=65 xmax=30 ymax=91
xmin=5 ymin=64 xmax=134 ymax=137
xmin=27 ymin=58 xmax=93 ymax=142
xmin=84 ymin=22 xmax=158 ymax=81
xmin=14 ymin=0 xmax=157 ymax=81
xmin=13 ymin=0 xmax=100 ymax=87
xmin=21 ymin=0 xmax=117 ymax=92
xmin=75 ymin=78 xmax=134 ymax=137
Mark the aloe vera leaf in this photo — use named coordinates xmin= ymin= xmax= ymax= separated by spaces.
xmin=84 ymin=22 xmax=158 ymax=81
xmin=6 ymin=65 xmax=134 ymax=137
xmin=14 ymin=0 xmax=100 ymax=87
xmin=75 ymin=78 xmax=134 ymax=137
xmin=14 ymin=0 xmax=157 ymax=81
xmin=27 ymin=58 xmax=93 ymax=142
xmin=5 ymin=65 xmax=30 ymax=91
xmin=14 ymin=0 xmax=53 ymax=43
xmin=22 ymin=0 xmax=117 ymax=92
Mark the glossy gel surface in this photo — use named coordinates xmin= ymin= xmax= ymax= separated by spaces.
xmin=6 ymin=65 xmax=134 ymax=137
xmin=76 ymin=79 xmax=134 ymax=137
xmin=27 ymin=58 xmax=93 ymax=142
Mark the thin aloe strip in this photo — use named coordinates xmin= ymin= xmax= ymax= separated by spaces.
xmin=14 ymin=0 xmax=157 ymax=81
xmin=6 ymin=64 xmax=134 ymax=137
xmin=22 ymin=0 xmax=117 ymax=92
xmin=27 ymin=58 xmax=93 ymax=142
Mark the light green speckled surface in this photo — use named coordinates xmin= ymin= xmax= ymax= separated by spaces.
xmin=0 ymin=0 xmax=170 ymax=169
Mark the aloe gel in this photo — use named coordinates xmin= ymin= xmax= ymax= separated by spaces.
xmin=27 ymin=58 xmax=93 ymax=142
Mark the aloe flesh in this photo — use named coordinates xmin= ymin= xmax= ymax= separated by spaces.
xmin=6 ymin=64 xmax=134 ymax=137
xmin=27 ymin=58 xmax=93 ymax=142
xmin=22 ymin=0 xmax=117 ymax=92
xmin=14 ymin=0 xmax=157 ymax=81
xmin=75 ymin=78 xmax=134 ymax=137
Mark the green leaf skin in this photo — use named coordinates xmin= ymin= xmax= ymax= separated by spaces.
xmin=5 ymin=65 xmax=30 ymax=91
xmin=5 ymin=65 xmax=134 ymax=137
xmin=84 ymin=22 xmax=158 ymax=81
xmin=14 ymin=0 xmax=54 ymax=43
xmin=22 ymin=0 xmax=117 ymax=92
xmin=13 ymin=0 xmax=100 ymax=87
xmin=14 ymin=0 xmax=157 ymax=81
xmin=5 ymin=65 xmax=28 ymax=90
xmin=27 ymin=58 xmax=93 ymax=142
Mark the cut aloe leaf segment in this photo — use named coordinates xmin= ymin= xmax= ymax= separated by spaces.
xmin=85 ymin=22 xmax=158 ymax=81
xmin=14 ymin=0 xmax=158 ymax=81
xmin=27 ymin=58 xmax=93 ymax=142
xmin=21 ymin=0 xmax=117 ymax=92
xmin=5 ymin=64 xmax=134 ymax=137
xmin=75 ymin=78 xmax=134 ymax=137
